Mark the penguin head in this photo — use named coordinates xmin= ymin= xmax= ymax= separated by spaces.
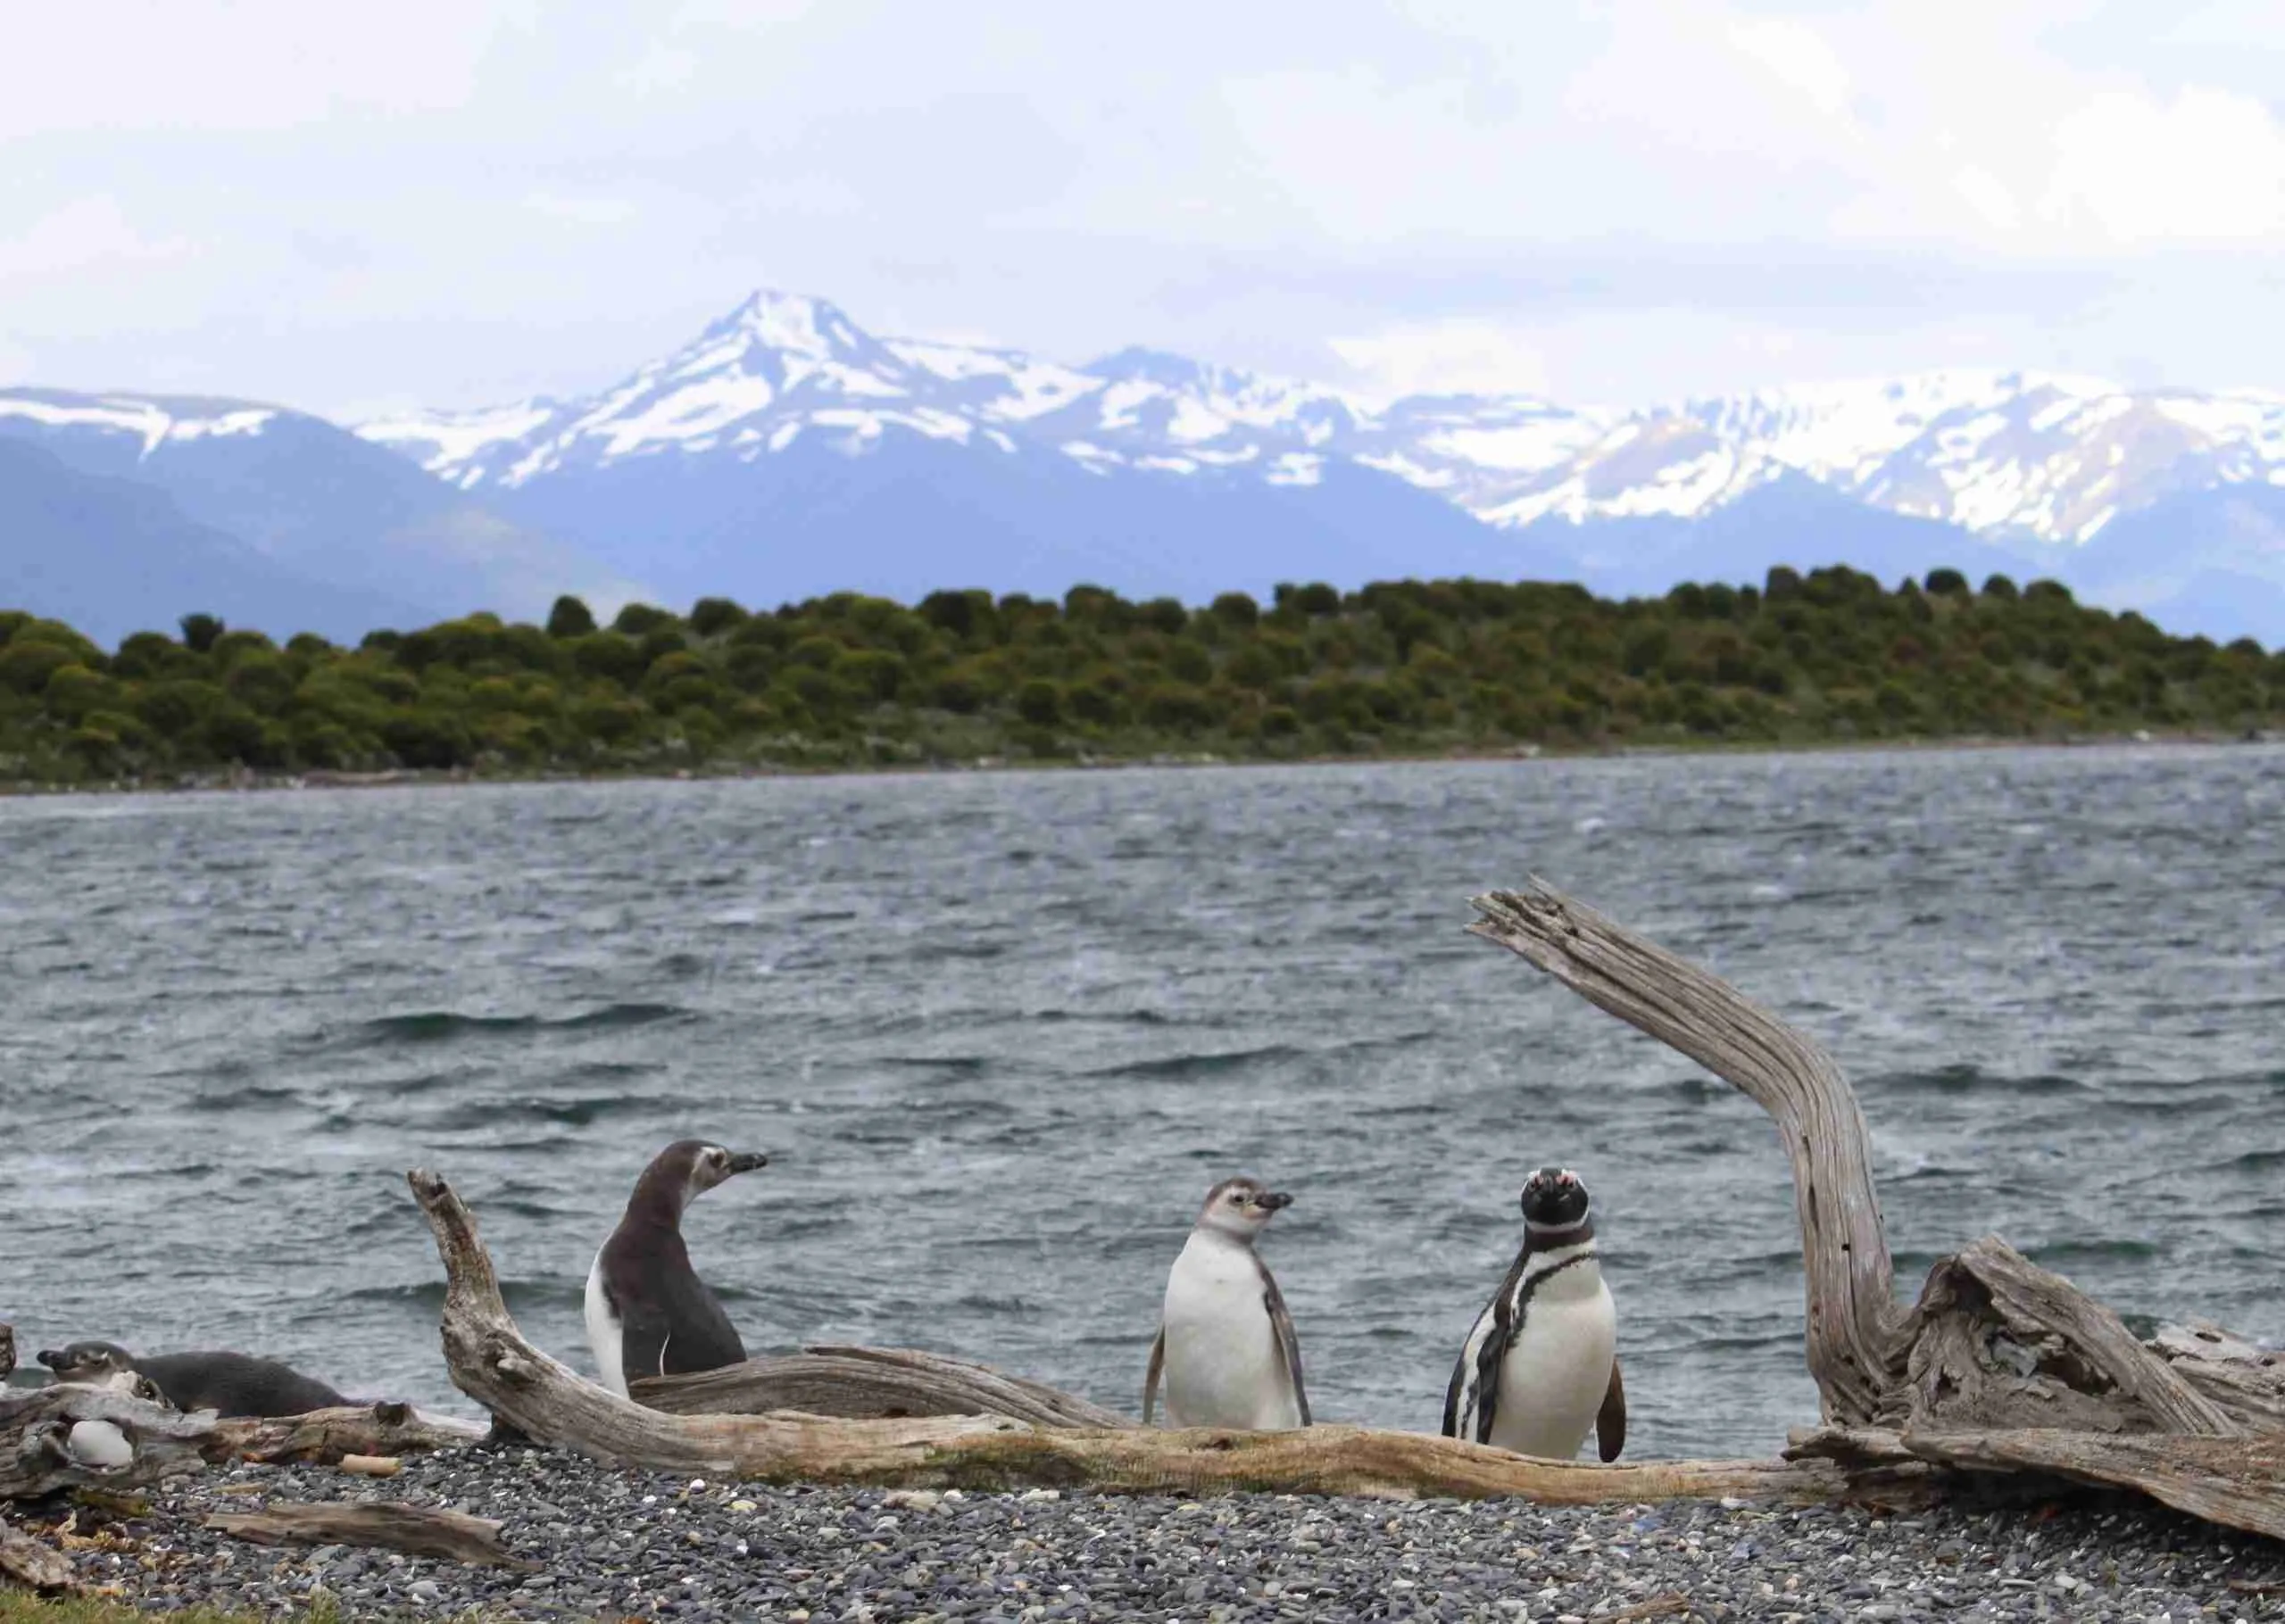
xmin=37 ymin=1340 xmax=137 ymax=1382
xmin=1520 ymin=1166 xmax=1591 ymax=1230
xmin=641 ymin=1139 xmax=769 ymax=1215
xmin=1197 ymin=1176 xmax=1293 ymax=1239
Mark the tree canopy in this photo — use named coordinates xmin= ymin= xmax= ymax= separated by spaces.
xmin=0 ymin=566 xmax=2278 ymax=785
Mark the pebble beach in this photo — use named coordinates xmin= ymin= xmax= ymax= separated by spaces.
xmin=16 ymin=1446 xmax=2285 ymax=1622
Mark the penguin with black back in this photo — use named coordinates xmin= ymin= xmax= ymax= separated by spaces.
xmin=37 ymin=1341 xmax=346 ymax=1419
xmin=585 ymin=1138 xmax=768 ymax=1398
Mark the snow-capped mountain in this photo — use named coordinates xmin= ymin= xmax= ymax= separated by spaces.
xmin=6 ymin=286 xmax=2284 ymax=645
xmin=349 ymin=289 xmax=2285 ymax=640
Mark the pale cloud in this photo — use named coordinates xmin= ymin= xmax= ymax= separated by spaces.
xmin=523 ymin=192 xmax=641 ymax=226
xmin=0 ymin=196 xmax=194 ymax=286
xmin=1725 ymin=17 xmax=1854 ymax=119
xmin=1329 ymin=322 xmax=1553 ymax=402
xmin=0 ymin=0 xmax=525 ymax=138
xmin=2037 ymin=87 xmax=2285 ymax=244
xmin=3 ymin=0 xmax=2284 ymax=416
xmin=1952 ymin=166 xmax=2024 ymax=231
xmin=615 ymin=42 xmax=701 ymax=96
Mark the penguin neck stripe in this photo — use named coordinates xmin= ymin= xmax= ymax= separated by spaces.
xmin=1526 ymin=1217 xmax=1594 ymax=1245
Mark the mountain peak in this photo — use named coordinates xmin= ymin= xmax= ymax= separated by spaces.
xmin=702 ymin=287 xmax=869 ymax=360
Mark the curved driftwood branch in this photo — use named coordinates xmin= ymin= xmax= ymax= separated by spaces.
xmin=0 ymin=1385 xmax=484 ymax=1502
xmin=406 ymin=1168 xmax=1840 ymax=1504
xmin=1468 ymin=881 xmax=1902 ymax=1423
xmin=634 ymin=1346 xmax=1133 ymax=1429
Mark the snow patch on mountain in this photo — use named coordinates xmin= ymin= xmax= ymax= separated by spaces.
xmin=0 ymin=392 xmax=278 ymax=459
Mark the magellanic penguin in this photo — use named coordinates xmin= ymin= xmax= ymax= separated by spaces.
xmin=37 ymin=1341 xmax=350 ymax=1419
xmin=1442 ymin=1165 xmax=1625 ymax=1462
xmin=1142 ymin=1176 xmax=1309 ymax=1429
xmin=586 ymin=1139 xmax=768 ymax=1399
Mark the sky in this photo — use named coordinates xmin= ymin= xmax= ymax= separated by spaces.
xmin=4 ymin=0 xmax=2284 ymax=420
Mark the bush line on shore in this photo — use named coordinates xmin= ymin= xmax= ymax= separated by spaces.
xmin=3 ymin=566 xmax=2281 ymax=785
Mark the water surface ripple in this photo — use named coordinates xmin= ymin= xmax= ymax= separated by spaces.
xmin=4 ymin=745 xmax=2281 ymax=1457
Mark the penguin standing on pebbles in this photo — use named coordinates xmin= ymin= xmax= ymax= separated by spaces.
xmin=586 ymin=1139 xmax=768 ymax=1399
xmin=1143 ymin=1176 xmax=1309 ymax=1430
xmin=1442 ymin=1165 xmax=1625 ymax=1462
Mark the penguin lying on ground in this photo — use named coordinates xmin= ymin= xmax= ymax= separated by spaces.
xmin=1442 ymin=1164 xmax=1625 ymax=1461
xmin=1143 ymin=1175 xmax=1310 ymax=1429
xmin=37 ymin=1340 xmax=352 ymax=1419
xmin=586 ymin=1138 xmax=769 ymax=1399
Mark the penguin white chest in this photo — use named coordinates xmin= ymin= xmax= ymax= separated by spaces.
xmin=1159 ymin=1234 xmax=1299 ymax=1430
xmin=583 ymin=1249 xmax=630 ymax=1400
xmin=1489 ymin=1264 xmax=1616 ymax=1461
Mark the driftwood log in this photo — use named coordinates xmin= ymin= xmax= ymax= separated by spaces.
xmin=408 ymin=1168 xmax=1841 ymax=1503
xmin=633 ymin=1346 xmax=1132 ymax=1429
xmin=205 ymin=1501 xmax=535 ymax=1570
xmin=0 ymin=1383 xmax=484 ymax=1502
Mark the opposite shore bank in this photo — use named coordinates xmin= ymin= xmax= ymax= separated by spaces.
xmin=4 ymin=726 xmax=2280 ymax=802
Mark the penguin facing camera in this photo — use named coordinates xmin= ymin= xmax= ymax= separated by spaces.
xmin=1442 ymin=1164 xmax=1625 ymax=1462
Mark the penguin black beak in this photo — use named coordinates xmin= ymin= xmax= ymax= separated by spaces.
xmin=726 ymin=1151 xmax=769 ymax=1175
xmin=37 ymin=1350 xmax=62 ymax=1370
xmin=1259 ymin=1191 xmax=1293 ymax=1212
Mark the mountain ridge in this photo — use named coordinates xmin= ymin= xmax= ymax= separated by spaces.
xmin=4 ymin=287 xmax=2284 ymax=647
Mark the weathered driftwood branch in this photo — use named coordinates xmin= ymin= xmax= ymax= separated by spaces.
xmin=1469 ymin=878 xmax=2285 ymax=1539
xmin=2154 ymin=1322 xmax=2285 ymax=1431
xmin=407 ymin=1168 xmax=1840 ymax=1504
xmin=0 ymin=1384 xmax=482 ymax=1502
xmin=205 ymin=1502 xmax=535 ymax=1570
xmin=634 ymin=1346 xmax=1132 ymax=1429
xmin=1790 ymin=1425 xmax=2285 ymax=1542
xmin=1897 ymin=1239 xmax=2239 ymax=1436
xmin=1468 ymin=882 xmax=1901 ymax=1424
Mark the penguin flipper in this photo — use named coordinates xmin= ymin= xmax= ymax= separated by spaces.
xmin=1142 ymin=1327 xmax=1166 ymax=1426
xmin=1259 ymin=1268 xmax=1309 ymax=1427
xmin=1595 ymin=1357 xmax=1627 ymax=1462
xmin=614 ymin=1300 xmax=675 ymax=1392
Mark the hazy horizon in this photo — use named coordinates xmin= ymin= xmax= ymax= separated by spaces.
xmin=5 ymin=2 xmax=2283 ymax=420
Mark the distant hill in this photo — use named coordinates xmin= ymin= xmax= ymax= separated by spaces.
xmin=2 ymin=566 xmax=2277 ymax=786
xmin=0 ymin=439 xmax=429 ymax=648
xmin=0 ymin=388 xmax=643 ymax=644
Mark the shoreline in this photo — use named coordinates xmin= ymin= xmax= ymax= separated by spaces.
xmin=3 ymin=726 xmax=2276 ymax=803
xmin=8 ymin=1446 xmax=2283 ymax=1621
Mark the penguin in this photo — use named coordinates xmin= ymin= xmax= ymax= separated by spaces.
xmin=37 ymin=1341 xmax=350 ymax=1419
xmin=1442 ymin=1164 xmax=1625 ymax=1462
xmin=585 ymin=1139 xmax=768 ymax=1399
xmin=1142 ymin=1176 xmax=1309 ymax=1430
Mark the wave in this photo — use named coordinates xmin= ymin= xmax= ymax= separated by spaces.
xmin=1082 ymin=1043 xmax=1308 ymax=1081
xmin=349 ymin=1003 xmax=695 ymax=1047
xmin=1863 ymin=1065 xmax=2090 ymax=1098
xmin=420 ymin=1094 xmax=662 ymax=1131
